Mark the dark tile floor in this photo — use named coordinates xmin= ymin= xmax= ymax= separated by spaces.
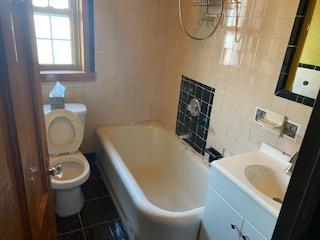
xmin=56 ymin=153 xmax=128 ymax=240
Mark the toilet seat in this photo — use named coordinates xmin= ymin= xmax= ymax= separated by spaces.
xmin=50 ymin=152 xmax=90 ymax=190
xmin=45 ymin=109 xmax=84 ymax=156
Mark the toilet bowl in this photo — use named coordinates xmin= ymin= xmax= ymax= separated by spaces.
xmin=50 ymin=152 xmax=90 ymax=217
xmin=44 ymin=104 xmax=90 ymax=217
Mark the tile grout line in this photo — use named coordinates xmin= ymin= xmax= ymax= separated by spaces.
xmin=81 ymin=217 xmax=122 ymax=231
xmin=84 ymin=194 xmax=112 ymax=202
xmin=57 ymin=227 xmax=83 ymax=237
xmin=78 ymin=213 xmax=87 ymax=240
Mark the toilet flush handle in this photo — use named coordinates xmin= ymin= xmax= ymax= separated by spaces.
xmin=49 ymin=164 xmax=63 ymax=178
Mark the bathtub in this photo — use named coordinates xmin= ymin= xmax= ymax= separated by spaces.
xmin=96 ymin=124 xmax=210 ymax=240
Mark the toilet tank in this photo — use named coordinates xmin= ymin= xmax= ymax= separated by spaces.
xmin=43 ymin=103 xmax=87 ymax=127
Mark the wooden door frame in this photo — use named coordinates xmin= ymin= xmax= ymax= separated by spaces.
xmin=2 ymin=0 xmax=320 ymax=239
xmin=0 ymin=0 xmax=56 ymax=239
xmin=0 ymin=29 xmax=33 ymax=240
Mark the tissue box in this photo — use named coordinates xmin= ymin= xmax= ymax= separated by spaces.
xmin=50 ymin=97 xmax=65 ymax=110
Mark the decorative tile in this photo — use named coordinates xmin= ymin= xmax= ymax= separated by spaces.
xmin=299 ymin=63 xmax=320 ymax=71
xmin=206 ymin=147 xmax=223 ymax=163
xmin=82 ymin=177 xmax=110 ymax=201
xmin=80 ymin=197 xmax=119 ymax=227
xmin=176 ymin=75 xmax=215 ymax=155
xmin=84 ymin=221 xmax=128 ymax=240
xmin=254 ymin=107 xmax=267 ymax=122
xmin=288 ymin=16 xmax=305 ymax=46
xmin=58 ymin=230 xmax=85 ymax=240
xmin=276 ymin=0 xmax=315 ymax=107
xmin=283 ymin=121 xmax=300 ymax=141
xmin=56 ymin=214 xmax=81 ymax=234
xmin=280 ymin=46 xmax=296 ymax=74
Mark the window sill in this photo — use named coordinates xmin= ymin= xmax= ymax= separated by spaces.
xmin=40 ymin=71 xmax=95 ymax=82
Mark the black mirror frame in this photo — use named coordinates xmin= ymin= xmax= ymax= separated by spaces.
xmin=275 ymin=0 xmax=315 ymax=107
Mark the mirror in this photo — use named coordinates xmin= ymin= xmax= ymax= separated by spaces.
xmin=275 ymin=0 xmax=319 ymax=107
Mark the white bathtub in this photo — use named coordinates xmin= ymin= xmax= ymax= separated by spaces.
xmin=96 ymin=124 xmax=210 ymax=240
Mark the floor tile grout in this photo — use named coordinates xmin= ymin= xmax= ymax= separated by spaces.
xmin=56 ymin=158 xmax=127 ymax=240
xmin=57 ymin=214 xmax=121 ymax=238
xmin=82 ymin=217 xmax=122 ymax=230
xmin=57 ymin=227 xmax=83 ymax=237
xmin=84 ymin=194 xmax=111 ymax=202
xmin=78 ymin=213 xmax=87 ymax=240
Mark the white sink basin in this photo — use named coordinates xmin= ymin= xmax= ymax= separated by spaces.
xmin=245 ymin=164 xmax=290 ymax=203
xmin=211 ymin=143 xmax=292 ymax=217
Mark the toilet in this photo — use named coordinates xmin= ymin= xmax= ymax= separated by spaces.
xmin=44 ymin=103 xmax=90 ymax=217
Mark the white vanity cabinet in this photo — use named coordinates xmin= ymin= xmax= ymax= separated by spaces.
xmin=241 ymin=220 xmax=267 ymax=240
xmin=199 ymin=167 xmax=277 ymax=240
xmin=200 ymin=186 xmax=267 ymax=240
xmin=200 ymin=186 xmax=243 ymax=240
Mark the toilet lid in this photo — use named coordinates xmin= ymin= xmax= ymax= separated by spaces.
xmin=45 ymin=109 xmax=83 ymax=155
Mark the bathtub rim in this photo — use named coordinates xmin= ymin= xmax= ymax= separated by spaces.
xmin=95 ymin=123 xmax=210 ymax=220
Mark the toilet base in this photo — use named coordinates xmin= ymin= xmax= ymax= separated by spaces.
xmin=54 ymin=186 xmax=84 ymax=217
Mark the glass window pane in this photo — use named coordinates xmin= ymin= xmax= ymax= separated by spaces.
xmin=32 ymin=0 xmax=48 ymax=7
xmin=36 ymin=39 xmax=53 ymax=64
xmin=49 ymin=0 xmax=69 ymax=9
xmin=34 ymin=13 xmax=51 ymax=39
xmin=51 ymin=15 xmax=71 ymax=40
xmin=53 ymin=40 xmax=72 ymax=64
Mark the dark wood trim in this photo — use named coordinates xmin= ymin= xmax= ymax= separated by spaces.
xmin=0 ymin=0 xmax=57 ymax=238
xmin=23 ymin=3 xmax=57 ymax=238
xmin=40 ymin=71 xmax=96 ymax=82
xmin=272 ymin=91 xmax=320 ymax=239
xmin=36 ymin=0 xmax=95 ymax=82
xmin=0 ymin=5 xmax=33 ymax=238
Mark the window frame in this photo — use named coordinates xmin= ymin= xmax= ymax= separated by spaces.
xmin=33 ymin=0 xmax=95 ymax=82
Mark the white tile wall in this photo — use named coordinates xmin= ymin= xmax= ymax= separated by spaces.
xmin=41 ymin=0 xmax=169 ymax=152
xmin=41 ymin=0 xmax=314 ymax=157
xmin=159 ymin=0 xmax=313 ymax=156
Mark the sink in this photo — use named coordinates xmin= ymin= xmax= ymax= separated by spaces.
xmin=245 ymin=164 xmax=290 ymax=204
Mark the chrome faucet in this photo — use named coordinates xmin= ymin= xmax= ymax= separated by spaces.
xmin=284 ymin=151 xmax=299 ymax=175
xmin=178 ymin=132 xmax=193 ymax=140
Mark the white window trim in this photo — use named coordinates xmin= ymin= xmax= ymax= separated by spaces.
xmin=33 ymin=0 xmax=82 ymax=71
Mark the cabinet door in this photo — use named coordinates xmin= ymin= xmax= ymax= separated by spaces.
xmin=240 ymin=219 xmax=267 ymax=240
xmin=199 ymin=186 xmax=244 ymax=240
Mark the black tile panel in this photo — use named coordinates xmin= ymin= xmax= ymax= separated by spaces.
xmin=297 ymin=0 xmax=310 ymax=15
xmin=299 ymin=63 xmax=320 ymax=71
xmin=288 ymin=16 xmax=305 ymax=45
xmin=176 ymin=75 xmax=215 ymax=155
xmin=276 ymin=0 xmax=314 ymax=107
xmin=280 ymin=47 xmax=296 ymax=74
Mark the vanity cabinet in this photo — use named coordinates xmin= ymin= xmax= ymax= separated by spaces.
xmin=200 ymin=186 xmax=267 ymax=240
xmin=200 ymin=186 xmax=243 ymax=240
xmin=241 ymin=219 xmax=267 ymax=240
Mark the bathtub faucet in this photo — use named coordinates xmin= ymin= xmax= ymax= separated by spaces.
xmin=178 ymin=132 xmax=192 ymax=140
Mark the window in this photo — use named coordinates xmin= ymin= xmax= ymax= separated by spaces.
xmin=32 ymin=0 xmax=95 ymax=81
